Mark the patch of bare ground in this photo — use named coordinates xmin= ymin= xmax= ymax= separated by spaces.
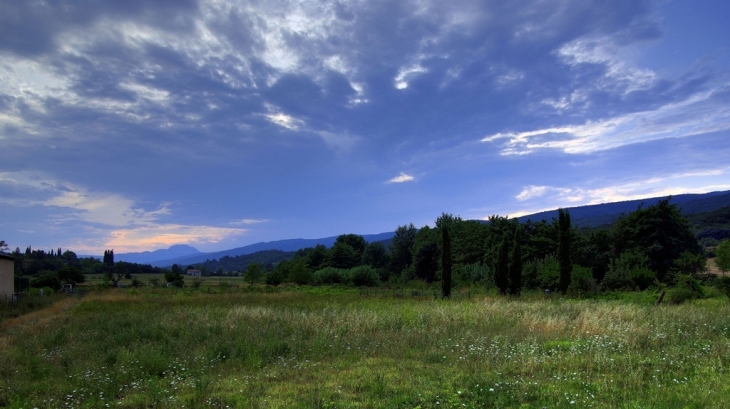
xmin=706 ymin=258 xmax=727 ymax=276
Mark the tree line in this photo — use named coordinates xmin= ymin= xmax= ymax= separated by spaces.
xmin=255 ymin=199 xmax=708 ymax=297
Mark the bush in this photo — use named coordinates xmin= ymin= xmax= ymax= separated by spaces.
xmin=629 ymin=267 xmax=656 ymax=291
xmin=349 ymin=266 xmax=379 ymax=287
xmin=601 ymin=251 xmax=656 ymax=291
xmin=264 ymin=270 xmax=285 ymax=286
xmin=456 ymin=263 xmax=489 ymax=286
xmin=313 ymin=267 xmax=349 ymax=285
xmin=535 ymin=255 xmax=559 ymax=291
xmin=568 ymin=265 xmax=595 ymax=296
xmin=667 ymin=274 xmax=704 ymax=304
xmin=716 ymin=276 xmax=730 ymax=300
xmin=31 ymin=271 xmax=62 ymax=291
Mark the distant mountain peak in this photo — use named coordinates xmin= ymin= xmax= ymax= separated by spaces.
xmin=115 ymin=244 xmax=202 ymax=264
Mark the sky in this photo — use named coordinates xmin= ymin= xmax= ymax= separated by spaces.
xmin=1 ymin=0 xmax=730 ymax=255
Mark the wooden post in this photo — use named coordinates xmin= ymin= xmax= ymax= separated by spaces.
xmin=656 ymin=290 xmax=666 ymax=306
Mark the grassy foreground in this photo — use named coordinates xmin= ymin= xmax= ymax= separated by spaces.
xmin=1 ymin=288 xmax=730 ymax=408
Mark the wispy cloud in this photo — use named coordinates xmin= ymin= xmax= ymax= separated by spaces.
xmin=482 ymin=88 xmax=730 ymax=155
xmin=387 ymin=173 xmax=415 ymax=183
xmin=230 ymin=219 xmax=269 ymax=225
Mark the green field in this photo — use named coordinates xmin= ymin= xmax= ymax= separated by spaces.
xmin=2 ymin=288 xmax=730 ymax=408
xmin=84 ymin=274 xmax=248 ymax=288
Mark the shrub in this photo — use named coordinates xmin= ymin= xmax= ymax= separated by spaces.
xmin=349 ymin=266 xmax=379 ymax=287
xmin=535 ymin=255 xmax=560 ymax=291
xmin=568 ymin=265 xmax=596 ymax=296
xmin=667 ymin=274 xmax=704 ymax=304
xmin=629 ymin=267 xmax=656 ymax=290
xmin=31 ymin=271 xmax=62 ymax=291
xmin=716 ymin=276 xmax=730 ymax=300
xmin=264 ymin=270 xmax=285 ymax=286
xmin=312 ymin=267 xmax=349 ymax=285
xmin=456 ymin=263 xmax=489 ymax=285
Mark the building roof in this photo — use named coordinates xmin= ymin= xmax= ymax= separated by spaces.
xmin=0 ymin=253 xmax=14 ymax=261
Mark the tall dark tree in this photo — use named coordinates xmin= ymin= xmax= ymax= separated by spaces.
xmin=411 ymin=226 xmax=440 ymax=282
xmin=441 ymin=225 xmax=452 ymax=298
xmin=334 ymin=234 xmax=367 ymax=263
xmin=327 ymin=241 xmax=358 ymax=269
xmin=306 ymin=244 xmax=329 ymax=271
xmin=362 ymin=242 xmax=388 ymax=269
xmin=389 ymin=223 xmax=417 ymax=274
xmin=103 ymin=249 xmax=114 ymax=266
xmin=509 ymin=226 xmax=522 ymax=296
xmin=612 ymin=199 xmax=699 ymax=282
xmin=558 ymin=208 xmax=572 ymax=294
xmin=495 ymin=239 xmax=509 ymax=295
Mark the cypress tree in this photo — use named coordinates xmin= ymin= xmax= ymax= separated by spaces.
xmin=509 ymin=226 xmax=522 ymax=296
xmin=441 ymin=226 xmax=452 ymax=298
xmin=495 ymin=238 xmax=510 ymax=295
xmin=558 ymin=208 xmax=572 ymax=294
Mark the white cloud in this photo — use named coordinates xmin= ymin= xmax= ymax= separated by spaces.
xmin=387 ymin=172 xmax=415 ymax=183
xmin=230 ymin=219 xmax=269 ymax=225
xmin=482 ymin=88 xmax=730 ymax=155
xmin=0 ymin=172 xmax=247 ymax=253
xmin=103 ymin=224 xmax=245 ymax=253
xmin=264 ymin=112 xmax=305 ymax=131
xmin=557 ymin=35 xmax=658 ymax=94
xmin=394 ymin=64 xmax=428 ymax=90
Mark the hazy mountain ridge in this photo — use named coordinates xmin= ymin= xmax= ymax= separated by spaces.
xmin=150 ymin=232 xmax=395 ymax=268
xmin=115 ymin=244 xmax=201 ymax=264
xmin=516 ymin=190 xmax=730 ymax=228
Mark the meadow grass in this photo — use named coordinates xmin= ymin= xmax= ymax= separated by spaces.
xmin=1 ymin=288 xmax=729 ymax=408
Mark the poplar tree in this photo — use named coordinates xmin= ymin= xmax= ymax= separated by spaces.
xmin=495 ymin=238 xmax=509 ymax=295
xmin=509 ymin=226 xmax=522 ymax=296
xmin=441 ymin=226 xmax=452 ymax=298
xmin=558 ymin=208 xmax=572 ymax=294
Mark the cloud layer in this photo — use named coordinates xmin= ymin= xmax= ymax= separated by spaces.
xmin=1 ymin=0 xmax=728 ymax=252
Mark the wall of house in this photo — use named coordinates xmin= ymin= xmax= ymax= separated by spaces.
xmin=0 ymin=257 xmax=14 ymax=298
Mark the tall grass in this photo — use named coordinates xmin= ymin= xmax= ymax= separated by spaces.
xmin=1 ymin=288 xmax=729 ymax=408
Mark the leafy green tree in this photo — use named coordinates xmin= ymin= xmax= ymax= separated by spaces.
xmin=288 ymin=259 xmax=312 ymax=285
xmin=362 ymin=242 xmax=388 ymax=269
xmin=244 ymin=263 xmax=264 ymax=285
xmin=389 ymin=223 xmax=417 ymax=274
xmin=106 ymin=264 xmax=126 ymax=287
xmin=715 ymin=239 xmax=730 ymax=275
xmin=306 ymin=244 xmax=329 ymax=271
xmin=164 ymin=264 xmax=184 ymax=287
xmin=671 ymin=250 xmax=706 ymax=277
xmin=411 ymin=226 xmax=439 ymax=283
xmin=495 ymin=239 xmax=509 ymax=295
xmin=509 ymin=226 xmax=522 ymax=296
xmin=612 ymin=199 xmax=699 ymax=282
xmin=0 ymin=240 xmax=8 ymax=253
xmin=58 ymin=266 xmax=85 ymax=285
xmin=327 ymin=241 xmax=358 ymax=269
xmin=441 ymin=225 xmax=452 ymax=298
xmin=31 ymin=271 xmax=62 ymax=291
xmin=558 ymin=208 xmax=572 ymax=294
xmin=573 ymin=229 xmax=612 ymax=283
xmin=335 ymin=234 xmax=367 ymax=263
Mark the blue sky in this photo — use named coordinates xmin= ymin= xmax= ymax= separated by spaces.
xmin=1 ymin=0 xmax=729 ymax=254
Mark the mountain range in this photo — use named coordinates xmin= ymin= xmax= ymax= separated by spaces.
xmin=108 ymin=190 xmax=730 ymax=267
